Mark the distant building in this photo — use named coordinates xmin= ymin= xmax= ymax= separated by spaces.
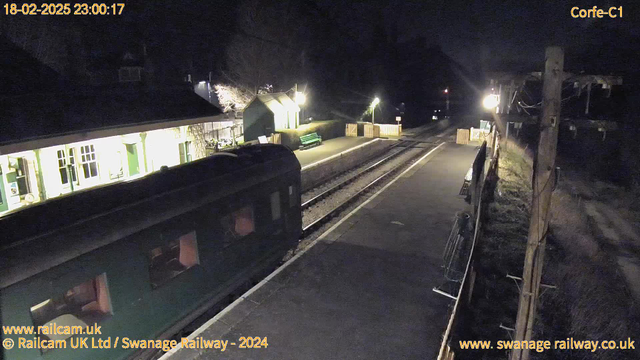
xmin=87 ymin=48 xmax=147 ymax=86
xmin=0 ymin=88 xmax=225 ymax=216
xmin=243 ymin=93 xmax=300 ymax=142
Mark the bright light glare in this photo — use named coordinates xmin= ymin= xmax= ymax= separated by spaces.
xmin=444 ymin=88 xmax=448 ymax=93
xmin=295 ymin=91 xmax=306 ymax=105
xmin=371 ymin=97 xmax=380 ymax=107
xmin=483 ymin=94 xmax=499 ymax=110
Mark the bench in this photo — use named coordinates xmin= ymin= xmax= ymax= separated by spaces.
xmin=299 ymin=132 xmax=322 ymax=150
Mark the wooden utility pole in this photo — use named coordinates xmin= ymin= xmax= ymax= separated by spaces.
xmin=510 ymin=46 xmax=564 ymax=360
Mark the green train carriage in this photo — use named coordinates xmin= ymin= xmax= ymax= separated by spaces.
xmin=0 ymin=144 xmax=301 ymax=360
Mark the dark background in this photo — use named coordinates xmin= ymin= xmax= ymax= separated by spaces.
xmin=1 ymin=0 xmax=639 ymax=127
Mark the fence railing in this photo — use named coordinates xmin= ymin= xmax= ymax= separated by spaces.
xmin=437 ymin=126 xmax=500 ymax=360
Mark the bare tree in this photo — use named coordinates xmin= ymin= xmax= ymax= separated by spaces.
xmin=223 ymin=0 xmax=307 ymax=95
xmin=214 ymin=84 xmax=254 ymax=112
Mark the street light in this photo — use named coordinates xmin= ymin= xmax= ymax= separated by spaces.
xmin=295 ymin=91 xmax=306 ymax=105
xmin=483 ymin=94 xmax=499 ymax=110
xmin=371 ymin=97 xmax=380 ymax=125
xmin=444 ymin=88 xmax=450 ymax=112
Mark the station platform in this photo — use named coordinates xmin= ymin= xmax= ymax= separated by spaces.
xmin=163 ymin=142 xmax=478 ymax=360
xmin=294 ymin=136 xmax=375 ymax=168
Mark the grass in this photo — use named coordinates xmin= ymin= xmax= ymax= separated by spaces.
xmin=455 ymin=142 xmax=532 ymax=360
xmin=455 ymin=140 xmax=640 ymax=359
xmin=537 ymin=172 xmax=640 ymax=360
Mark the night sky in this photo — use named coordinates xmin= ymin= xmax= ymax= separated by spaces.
xmin=316 ymin=0 xmax=640 ymax=72
xmin=2 ymin=0 xmax=639 ymax=121
xmin=53 ymin=0 xmax=639 ymax=74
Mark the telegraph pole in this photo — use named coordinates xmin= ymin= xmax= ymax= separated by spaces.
xmin=510 ymin=46 xmax=564 ymax=360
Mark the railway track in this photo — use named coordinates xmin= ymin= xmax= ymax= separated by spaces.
xmin=299 ymin=121 xmax=444 ymax=201
xmin=301 ymin=140 xmax=417 ymax=211
xmin=300 ymin=140 xmax=443 ymax=237
xmin=299 ymin=122 xmax=460 ymax=240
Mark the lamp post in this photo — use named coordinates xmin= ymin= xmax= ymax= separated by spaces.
xmin=295 ymin=91 xmax=306 ymax=127
xmin=444 ymin=88 xmax=450 ymax=113
xmin=371 ymin=97 xmax=380 ymax=125
xmin=294 ymin=83 xmax=306 ymax=127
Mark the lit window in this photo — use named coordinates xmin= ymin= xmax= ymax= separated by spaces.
xmin=289 ymin=185 xmax=297 ymax=208
xmin=69 ymin=148 xmax=77 ymax=181
xmin=30 ymin=274 xmax=112 ymax=346
xmin=179 ymin=141 xmax=192 ymax=164
xmin=149 ymin=231 xmax=199 ymax=288
xmin=221 ymin=206 xmax=255 ymax=246
xmin=57 ymin=149 xmax=78 ymax=185
xmin=80 ymin=145 xmax=99 ymax=179
xmin=271 ymin=191 xmax=281 ymax=220
xmin=57 ymin=150 xmax=67 ymax=184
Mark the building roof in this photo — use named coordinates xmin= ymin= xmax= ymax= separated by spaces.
xmin=0 ymin=36 xmax=63 ymax=96
xmin=247 ymin=92 xmax=299 ymax=114
xmin=275 ymin=93 xmax=300 ymax=112
xmin=0 ymin=87 xmax=223 ymax=152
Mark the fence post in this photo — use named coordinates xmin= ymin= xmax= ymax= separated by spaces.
xmin=511 ymin=46 xmax=564 ymax=360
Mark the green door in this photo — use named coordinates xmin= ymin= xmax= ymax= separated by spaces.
xmin=126 ymin=144 xmax=140 ymax=176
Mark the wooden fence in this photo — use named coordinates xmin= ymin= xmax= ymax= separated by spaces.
xmin=378 ymin=124 xmax=402 ymax=136
xmin=346 ymin=123 xmax=357 ymax=137
xmin=364 ymin=124 xmax=380 ymax=138
xmin=362 ymin=124 xmax=401 ymax=137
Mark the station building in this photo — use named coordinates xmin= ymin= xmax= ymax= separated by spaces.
xmin=0 ymin=88 xmax=224 ymax=217
xmin=243 ymin=93 xmax=300 ymax=142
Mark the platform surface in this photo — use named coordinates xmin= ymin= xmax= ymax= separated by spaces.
xmin=294 ymin=136 xmax=374 ymax=168
xmin=165 ymin=142 xmax=478 ymax=360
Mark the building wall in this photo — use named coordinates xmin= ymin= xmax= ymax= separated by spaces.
xmin=243 ymin=102 xmax=275 ymax=142
xmin=0 ymin=122 xmax=217 ymax=217
xmin=145 ymin=128 xmax=182 ymax=171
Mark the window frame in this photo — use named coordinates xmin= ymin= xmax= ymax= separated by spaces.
xmin=221 ymin=205 xmax=255 ymax=247
xmin=289 ymin=185 xmax=298 ymax=208
xmin=29 ymin=273 xmax=112 ymax=352
xmin=149 ymin=230 xmax=200 ymax=289
xmin=118 ymin=66 xmax=141 ymax=82
xmin=80 ymin=144 xmax=99 ymax=180
xmin=270 ymin=191 xmax=281 ymax=221
xmin=57 ymin=148 xmax=78 ymax=186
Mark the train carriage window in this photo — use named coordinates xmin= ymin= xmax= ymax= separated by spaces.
xmin=30 ymin=273 xmax=112 ymax=348
xmin=270 ymin=192 xmax=281 ymax=221
xmin=221 ymin=206 xmax=255 ymax=246
xmin=149 ymin=231 xmax=199 ymax=288
xmin=289 ymin=185 xmax=298 ymax=208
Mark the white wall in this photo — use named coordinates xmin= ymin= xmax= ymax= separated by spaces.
xmin=0 ymin=121 xmax=215 ymax=216
xmin=145 ymin=127 xmax=183 ymax=171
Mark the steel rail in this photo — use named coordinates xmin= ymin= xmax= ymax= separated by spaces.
xmin=301 ymin=141 xmax=416 ymax=210
xmin=301 ymin=141 xmax=440 ymax=237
